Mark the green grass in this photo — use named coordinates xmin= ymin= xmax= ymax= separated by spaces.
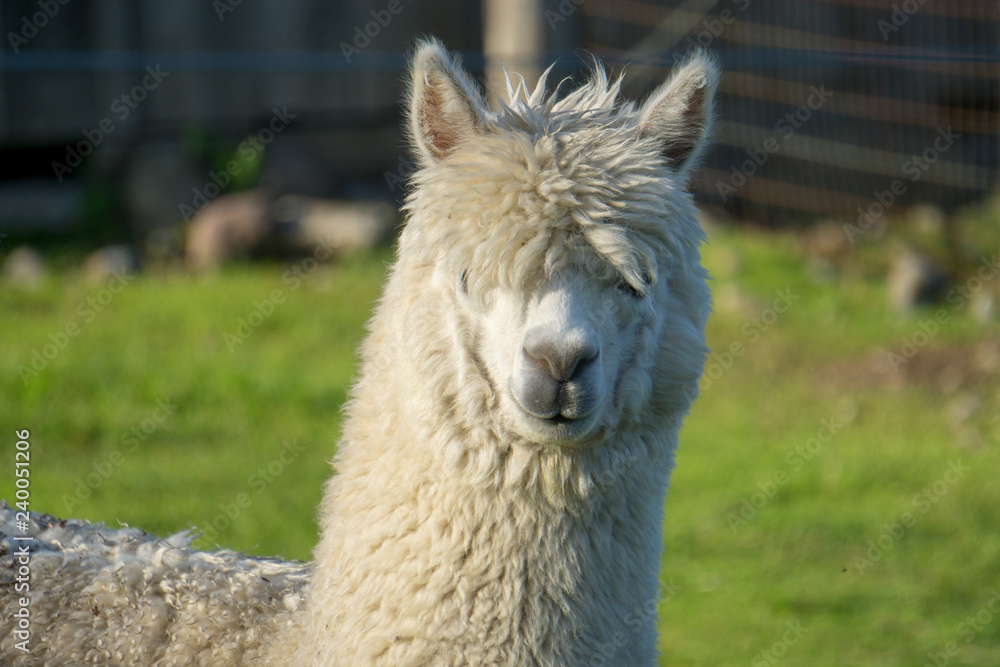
xmin=2 ymin=222 xmax=999 ymax=665
xmin=1 ymin=251 xmax=389 ymax=560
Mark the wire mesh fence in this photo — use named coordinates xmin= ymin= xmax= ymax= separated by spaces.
xmin=1 ymin=0 xmax=995 ymax=236
xmin=575 ymin=0 xmax=999 ymax=226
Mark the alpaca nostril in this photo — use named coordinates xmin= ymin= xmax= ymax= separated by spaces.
xmin=569 ymin=344 xmax=599 ymax=380
xmin=523 ymin=333 xmax=600 ymax=383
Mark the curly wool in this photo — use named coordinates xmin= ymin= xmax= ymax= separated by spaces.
xmin=0 ymin=503 xmax=308 ymax=666
xmin=269 ymin=41 xmax=717 ymax=666
xmin=406 ymin=68 xmax=701 ymax=299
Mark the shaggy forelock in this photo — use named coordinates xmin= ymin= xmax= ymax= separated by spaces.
xmin=403 ymin=65 xmax=706 ymax=296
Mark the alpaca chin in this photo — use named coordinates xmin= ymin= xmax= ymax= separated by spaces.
xmin=509 ymin=405 xmax=606 ymax=448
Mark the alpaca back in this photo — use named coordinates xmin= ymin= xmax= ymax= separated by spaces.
xmin=0 ymin=503 xmax=308 ymax=666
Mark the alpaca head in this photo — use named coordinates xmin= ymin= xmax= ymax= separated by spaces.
xmin=400 ymin=40 xmax=716 ymax=454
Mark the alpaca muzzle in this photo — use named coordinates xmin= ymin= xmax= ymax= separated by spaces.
xmin=513 ymin=325 xmax=603 ymax=425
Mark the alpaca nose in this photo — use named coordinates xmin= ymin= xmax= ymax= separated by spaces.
xmin=522 ymin=328 xmax=600 ymax=383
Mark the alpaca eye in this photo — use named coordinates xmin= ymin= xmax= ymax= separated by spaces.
xmin=459 ymin=270 xmax=470 ymax=295
xmin=617 ymin=279 xmax=644 ymax=299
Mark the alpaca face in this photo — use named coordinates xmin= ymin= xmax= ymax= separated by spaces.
xmin=406 ymin=41 xmax=717 ymax=450
xmin=447 ymin=259 xmax=659 ymax=446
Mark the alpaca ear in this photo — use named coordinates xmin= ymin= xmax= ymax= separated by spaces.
xmin=409 ymin=39 xmax=488 ymax=165
xmin=638 ymin=52 xmax=719 ymax=176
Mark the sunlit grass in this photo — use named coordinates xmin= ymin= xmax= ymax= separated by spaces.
xmin=1 ymin=223 xmax=998 ymax=665
xmin=1 ymin=251 xmax=389 ymax=560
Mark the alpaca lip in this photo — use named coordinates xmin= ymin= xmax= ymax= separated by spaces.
xmin=510 ymin=377 xmax=604 ymax=445
xmin=510 ymin=379 xmax=599 ymax=422
xmin=513 ymin=400 xmax=603 ymax=446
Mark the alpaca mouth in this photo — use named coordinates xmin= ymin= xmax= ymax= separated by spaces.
xmin=511 ymin=395 xmax=603 ymax=446
xmin=510 ymin=376 xmax=605 ymax=445
xmin=511 ymin=378 xmax=599 ymax=421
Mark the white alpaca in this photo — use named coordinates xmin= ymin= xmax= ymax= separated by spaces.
xmin=0 ymin=507 xmax=307 ymax=664
xmin=1 ymin=40 xmax=717 ymax=666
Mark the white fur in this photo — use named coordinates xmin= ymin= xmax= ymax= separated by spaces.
xmin=272 ymin=40 xmax=717 ymax=665
xmin=0 ymin=40 xmax=717 ymax=666
xmin=0 ymin=502 xmax=308 ymax=665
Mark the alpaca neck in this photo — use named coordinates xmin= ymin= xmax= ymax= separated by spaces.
xmin=297 ymin=383 xmax=674 ymax=666
xmin=288 ymin=271 xmax=679 ymax=665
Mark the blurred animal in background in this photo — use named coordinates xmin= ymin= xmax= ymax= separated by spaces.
xmin=185 ymin=191 xmax=395 ymax=272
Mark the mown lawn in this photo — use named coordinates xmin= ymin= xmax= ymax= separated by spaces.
xmin=2 ymin=219 xmax=998 ymax=666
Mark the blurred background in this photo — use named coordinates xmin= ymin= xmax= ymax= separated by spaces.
xmin=1 ymin=1 xmax=998 ymax=665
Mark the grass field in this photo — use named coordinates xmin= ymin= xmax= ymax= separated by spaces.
xmin=2 ymin=214 xmax=999 ymax=665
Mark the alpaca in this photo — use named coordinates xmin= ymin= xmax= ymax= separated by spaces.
xmin=268 ymin=40 xmax=717 ymax=665
xmin=0 ymin=505 xmax=307 ymax=665
xmin=0 ymin=40 xmax=717 ymax=666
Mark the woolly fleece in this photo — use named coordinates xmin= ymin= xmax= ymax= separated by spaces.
xmin=272 ymin=40 xmax=718 ymax=666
